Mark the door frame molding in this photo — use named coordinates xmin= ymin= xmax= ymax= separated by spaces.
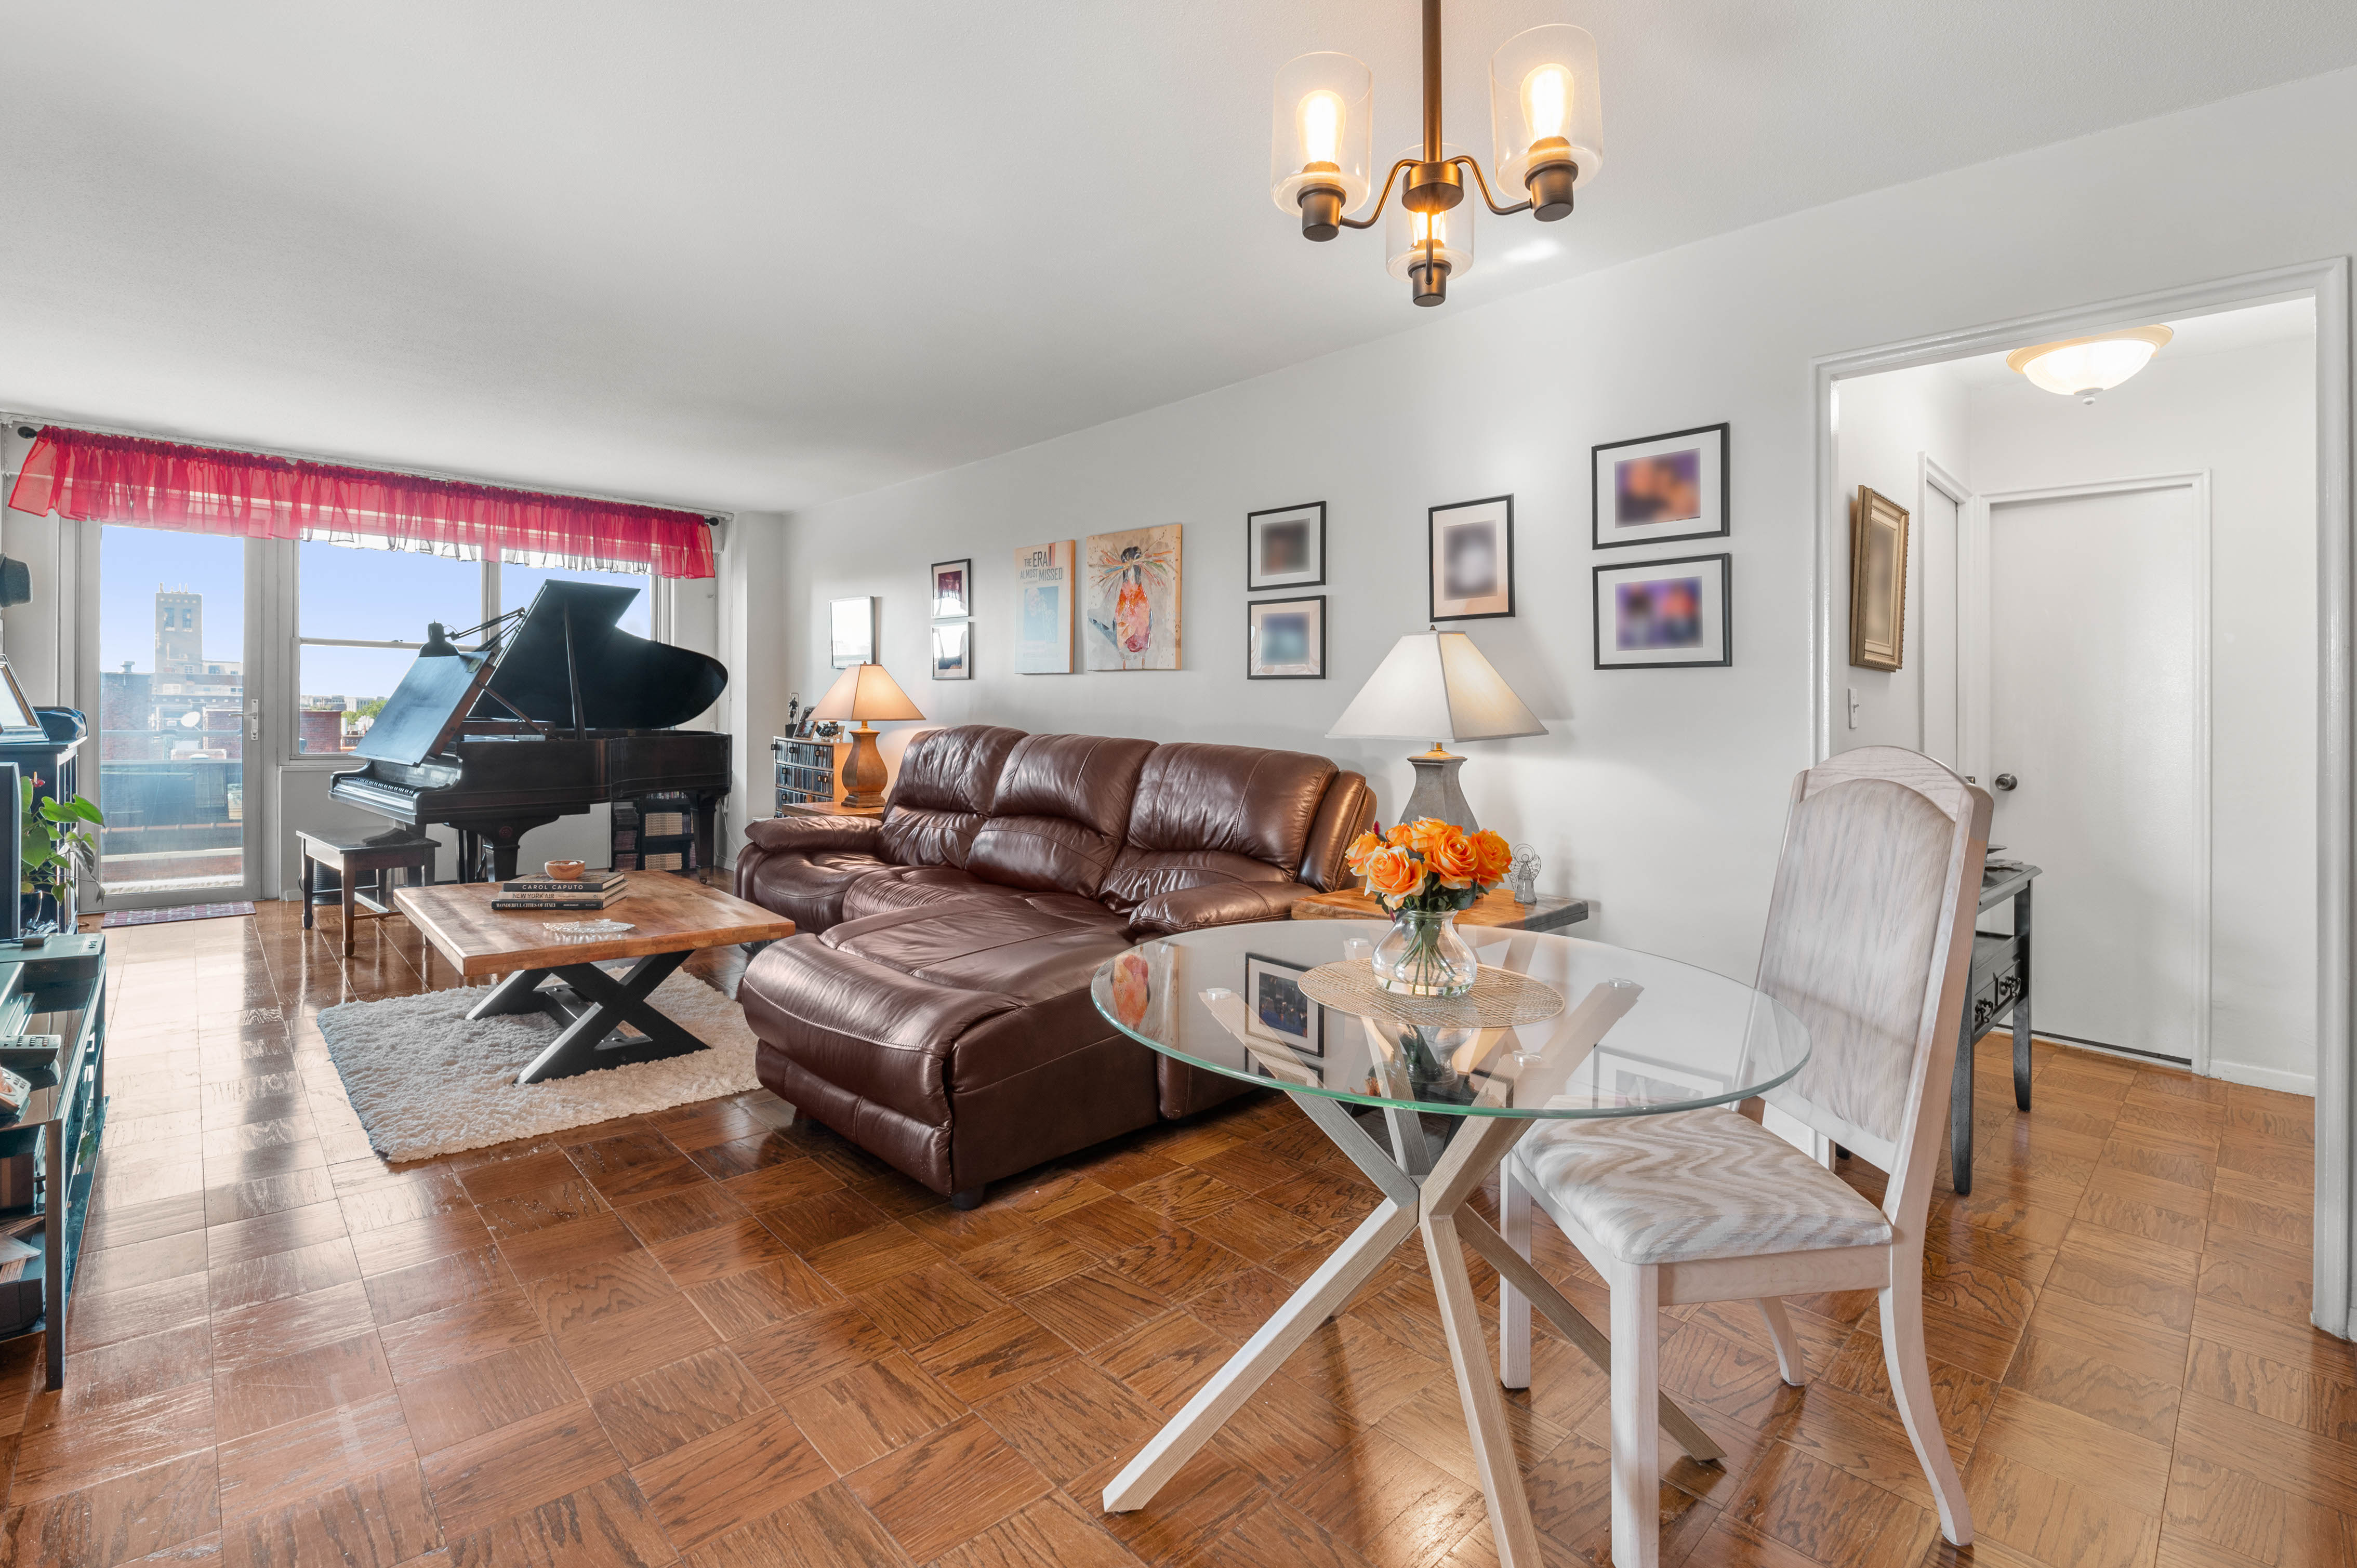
xmin=1965 ymin=471 xmax=2214 ymax=1077
xmin=1918 ymin=454 xmax=1971 ymax=767
xmin=1809 ymin=256 xmax=2352 ymax=1340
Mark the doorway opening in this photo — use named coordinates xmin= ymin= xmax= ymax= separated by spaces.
xmin=1812 ymin=261 xmax=2351 ymax=1338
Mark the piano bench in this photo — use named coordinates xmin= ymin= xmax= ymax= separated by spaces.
xmin=299 ymin=830 xmax=439 ymax=959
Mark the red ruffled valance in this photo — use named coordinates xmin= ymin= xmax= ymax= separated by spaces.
xmin=6 ymin=428 xmax=715 ymax=579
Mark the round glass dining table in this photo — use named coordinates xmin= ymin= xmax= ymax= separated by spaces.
xmin=1089 ymin=918 xmax=1811 ymax=1568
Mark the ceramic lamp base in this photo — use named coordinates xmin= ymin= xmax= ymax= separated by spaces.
xmin=1402 ymin=746 xmax=1476 ymax=831
xmin=840 ymin=725 xmax=890 ymax=809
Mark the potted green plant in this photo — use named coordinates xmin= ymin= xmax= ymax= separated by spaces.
xmin=21 ymin=778 xmax=100 ymax=936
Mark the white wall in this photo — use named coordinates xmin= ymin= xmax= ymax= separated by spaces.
xmin=779 ymin=65 xmax=2357 ymax=989
xmin=1966 ymin=329 xmax=2319 ymax=1090
xmin=715 ymin=513 xmax=789 ymax=869
xmin=1833 ymin=364 xmax=1972 ymax=753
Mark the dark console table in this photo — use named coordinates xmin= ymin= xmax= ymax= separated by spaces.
xmin=0 ymin=934 xmax=107 ymax=1388
xmin=1950 ymin=862 xmax=2038 ymax=1194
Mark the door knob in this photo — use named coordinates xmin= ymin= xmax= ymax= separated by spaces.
xmin=1993 ymin=773 xmax=2018 ymax=791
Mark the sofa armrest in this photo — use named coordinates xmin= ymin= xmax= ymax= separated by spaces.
xmin=743 ymin=814 xmax=886 ymax=857
xmin=1127 ymin=880 xmax=1311 ymax=937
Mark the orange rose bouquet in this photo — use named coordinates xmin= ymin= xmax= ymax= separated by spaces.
xmin=1344 ymin=819 xmax=1515 ymax=914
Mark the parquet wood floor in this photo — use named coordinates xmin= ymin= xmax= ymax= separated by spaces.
xmin=0 ymin=901 xmax=2344 ymax=1567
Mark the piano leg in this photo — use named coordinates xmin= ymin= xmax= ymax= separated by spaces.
xmin=490 ymin=841 xmax=522 ymax=882
xmin=457 ymin=831 xmax=480 ymax=883
xmin=470 ymin=950 xmax=708 ymax=1084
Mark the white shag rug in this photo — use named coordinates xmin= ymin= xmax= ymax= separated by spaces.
xmin=317 ymin=968 xmax=763 ymax=1161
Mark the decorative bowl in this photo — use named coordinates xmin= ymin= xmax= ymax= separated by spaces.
xmin=544 ymin=860 xmax=587 ymax=882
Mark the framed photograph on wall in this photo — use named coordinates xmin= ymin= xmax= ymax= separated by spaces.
xmin=1428 ymin=495 xmax=1514 ymax=621
xmin=828 ymin=595 xmax=876 ymax=668
xmin=930 ymin=559 xmax=972 ymax=620
xmin=1246 ymin=502 xmax=1325 ymax=591
xmin=1243 ymin=953 xmax=1323 ymax=1057
xmin=1849 ymin=485 xmax=1909 ymax=671
xmin=1593 ymin=553 xmax=1731 ymax=669
xmin=1592 ymin=423 xmax=1729 ymax=549
xmin=1247 ymin=595 xmax=1325 ymax=679
xmin=1013 ymin=540 xmax=1076 ymax=674
xmin=931 ymin=620 xmax=971 ymax=680
xmin=1084 ymin=523 xmax=1183 ymax=670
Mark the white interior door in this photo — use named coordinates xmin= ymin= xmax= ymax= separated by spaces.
xmin=1985 ymin=479 xmax=2208 ymax=1064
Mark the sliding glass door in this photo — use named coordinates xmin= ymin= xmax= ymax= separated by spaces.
xmin=92 ymin=525 xmax=261 ymax=906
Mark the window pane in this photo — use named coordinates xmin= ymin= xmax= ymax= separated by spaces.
xmin=300 ymin=539 xmax=479 ymax=641
xmin=98 ymin=525 xmax=246 ymax=893
xmin=502 ymin=562 xmax=652 ymax=637
xmin=298 ymin=645 xmax=419 ymax=753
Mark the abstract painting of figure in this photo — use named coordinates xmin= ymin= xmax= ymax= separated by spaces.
xmin=1084 ymin=524 xmax=1182 ymax=670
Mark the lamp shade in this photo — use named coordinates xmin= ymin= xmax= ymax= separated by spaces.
xmin=1327 ymin=631 xmax=1543 ymax=742
xmin=809 ymin=662 xmax=925 ymax=724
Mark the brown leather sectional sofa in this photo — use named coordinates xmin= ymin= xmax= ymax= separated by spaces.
xmin=735 ymin=724 xmax=1375 ymax=1205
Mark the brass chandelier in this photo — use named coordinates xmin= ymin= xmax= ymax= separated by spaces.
xmin=1271 ymin=1 xmax=1601 ymax=306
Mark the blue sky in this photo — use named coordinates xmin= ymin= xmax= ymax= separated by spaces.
xmin=98 ymin=526 xmax=649 ymax=705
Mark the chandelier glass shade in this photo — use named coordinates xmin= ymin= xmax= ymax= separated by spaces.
xmin=1270 ymin=2 xmax=1601 ymax=305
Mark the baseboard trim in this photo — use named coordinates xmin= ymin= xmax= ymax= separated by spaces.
xmin=2210 ymin=1059 xmax=2319 ymax=1097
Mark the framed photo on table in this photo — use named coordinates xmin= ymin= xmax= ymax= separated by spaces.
xmin=1428 ymin=495 xmax=1514 ymax=621
xmin=1247 ymin=595 xmax=1325 ymax=680
xmin=1593 ymin=553 xmax=1731 ymax=669
xmin=1246 ymin=502 xmax=1325 ymax=591
xmin=1243 ymin=953 xmax=1322 ymax=1057
xmin=1592 ymin=424 xmax=1728 ymax=549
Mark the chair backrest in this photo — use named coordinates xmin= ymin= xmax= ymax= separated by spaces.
xmin=1754 ymin=747 xmax=1991 ymax=1230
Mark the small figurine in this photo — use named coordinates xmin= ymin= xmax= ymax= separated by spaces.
xmin=1508 ymin=843 xmax=1541 ymax=906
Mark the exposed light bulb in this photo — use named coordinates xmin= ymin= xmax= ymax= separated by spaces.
xmin=1522 ymin=64 xmax=1572 ymax=140
xmin=1299 ymin=90 xmax=1343 ymax=166
xmin=1411 ymin=211 xmax=1449 ymax=249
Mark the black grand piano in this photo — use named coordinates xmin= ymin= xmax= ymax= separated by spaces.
xmin=330 ymin=581 xmax=731 ymax=881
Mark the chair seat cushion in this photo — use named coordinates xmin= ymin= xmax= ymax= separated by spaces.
xmin=1514 ymin=1108 xmax=1893 ymax=1266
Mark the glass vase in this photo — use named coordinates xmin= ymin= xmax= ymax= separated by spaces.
xmin=1372 ymin=909 xmax=1478 ymax=998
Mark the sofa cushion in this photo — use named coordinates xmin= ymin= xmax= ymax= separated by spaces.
xmin=1099 ymin=743 xmax=1336 ymax=910
xmin=880 ymin=724 xmax=1026 ymax=869
xmin=822 ymin=894 xmax=1135 ymax=1006
xmin=840 ymin=865 xmax=1014 ymax=923
xmin=965 ymin=734 xmax=1156 ymax=897
xmin=742 ymin=846 xmax=895 ymax=934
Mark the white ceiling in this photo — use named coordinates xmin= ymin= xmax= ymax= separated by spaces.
xmin=4 ymin=2 xmax=2353 ymax=513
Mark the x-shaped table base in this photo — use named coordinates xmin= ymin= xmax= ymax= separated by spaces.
xmin=1102 ymin=986 xmax=1722 ymax=1568
xmin=468 ymin=949 xmax=710 ymax=1084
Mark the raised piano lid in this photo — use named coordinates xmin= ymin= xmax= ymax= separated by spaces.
xmin=353 ymin=581 xmax=727 ymax=768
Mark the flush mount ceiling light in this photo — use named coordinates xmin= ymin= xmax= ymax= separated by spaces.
xmin=1272 ymin=2 xmax=1600 ymax=307
xmin=2005 ymin=326 xmax=2174 ymax=404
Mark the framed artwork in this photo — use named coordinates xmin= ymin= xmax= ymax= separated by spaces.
xmin=1428 ymin=496 xmax=1514 ymax=621
xmin=930 ymin=559 xmax=971 ymax=620
xmin=1084 ymin=523 xmax=1182 ymax=671
xmin=1246 ymin=502 xmax=1325 ymax=591
xmin=931 ymin=620 xmax=971 ymax=681
xmin=1593 ymin=423 xmax=1729 ymax=549
xmin=1593 ymin=553 xmax=1731 ymax=669
xmin=1247 ymin=595 xmax=1325 ymax=680
xmin=1244 ymin=953 xmax=1322 ymax=1057
xmin=828 ymin=595 xmax=876 ymax=668
xmin=1013 ymin=540 xmax=1077 ymax=674
xmin=1849 ymin=486 xmax=1909 ymax=671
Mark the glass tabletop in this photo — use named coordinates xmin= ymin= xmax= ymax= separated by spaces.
xmin=1091 ymin=919 xmax=1809 ymax=1120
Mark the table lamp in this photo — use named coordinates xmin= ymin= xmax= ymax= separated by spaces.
xmin=1326 ymin=630 xmax=1542 ymax=830
xmin=808 ymin=662 xmax=926 ymax=808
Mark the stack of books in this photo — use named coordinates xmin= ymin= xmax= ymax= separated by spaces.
xmin=492 ymin=870 xmax=630 ymax=911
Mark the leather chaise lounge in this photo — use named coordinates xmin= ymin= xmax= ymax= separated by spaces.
xmin=735 ymin=725 xmax=1375 ymax=1205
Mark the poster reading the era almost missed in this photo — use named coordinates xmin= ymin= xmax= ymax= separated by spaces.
xmin=1014 ymin=539 xmax=1076 ymax=673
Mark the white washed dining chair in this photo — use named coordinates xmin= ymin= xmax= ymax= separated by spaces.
xmin=1499 ymin=746 xmax=1990 ymax=1568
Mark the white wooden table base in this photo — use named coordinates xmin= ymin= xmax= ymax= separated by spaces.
xmin=1101 ymin=984 xmax=1724 ymax=1568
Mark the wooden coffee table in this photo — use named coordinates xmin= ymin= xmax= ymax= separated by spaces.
xmin=394 ymin=872 xmax=795 ymax=1085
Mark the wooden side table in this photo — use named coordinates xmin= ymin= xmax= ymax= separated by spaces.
xmin=299 ymin=830 xmax=438 ymax=957
xmin=1291 ymin=886 xmax=1590 ymax=933
xmin=776 ymin=802 xmax=886 ymax=819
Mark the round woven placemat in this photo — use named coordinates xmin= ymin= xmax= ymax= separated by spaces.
xmin=1297 ymin=960 xmax=1566 ymax=1029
